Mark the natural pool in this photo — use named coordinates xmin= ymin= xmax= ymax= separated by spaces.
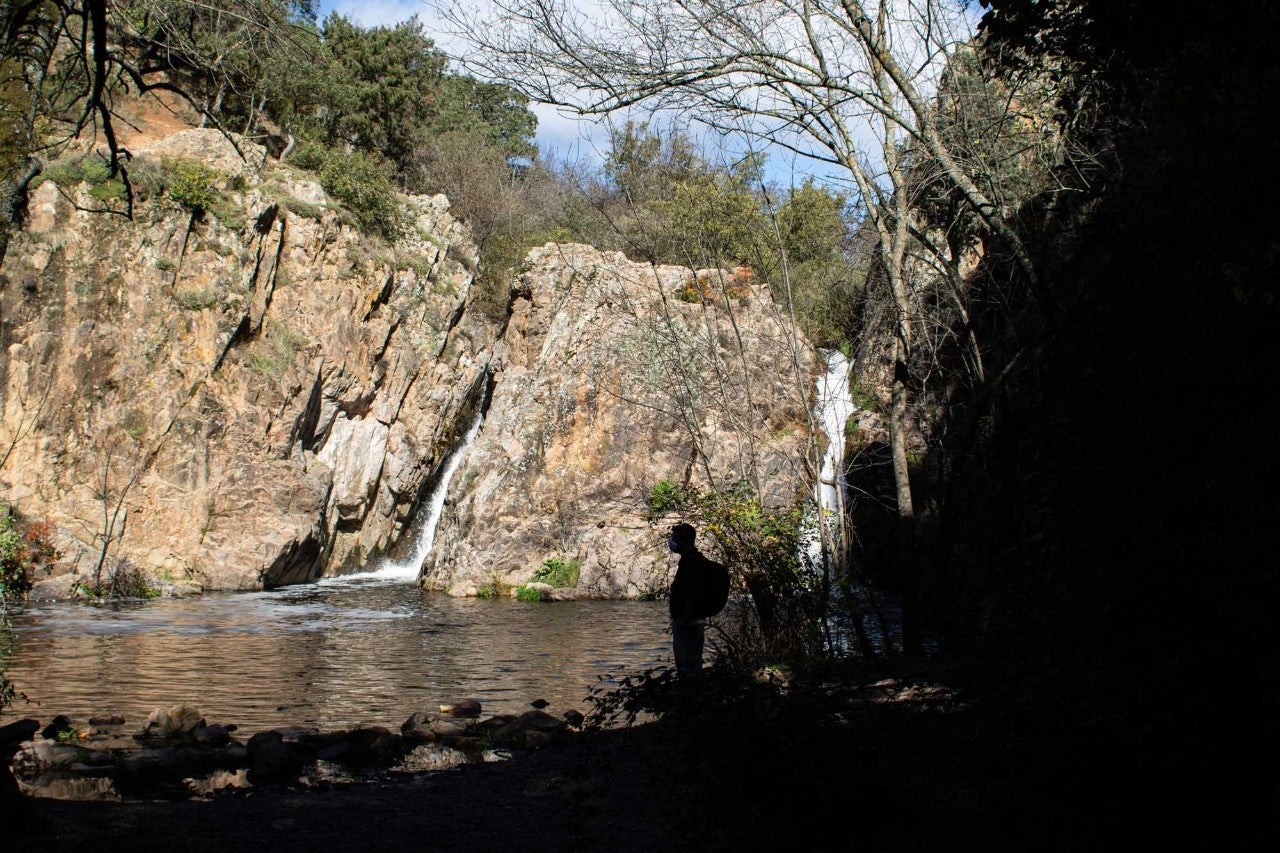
xmin=3 ymin=574 xmax=670 ymax=733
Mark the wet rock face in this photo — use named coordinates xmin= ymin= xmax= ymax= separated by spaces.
xmin=0 ymin=129 xmax=500 ymax=590
xmin=425 ymin=243 xmax=816 ymax=599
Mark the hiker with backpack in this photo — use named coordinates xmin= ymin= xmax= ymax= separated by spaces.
xmin=667 ymin=523 xmax=730 ymax=675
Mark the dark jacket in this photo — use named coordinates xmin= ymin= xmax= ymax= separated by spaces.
xmin=669 ymin=550 xmax=730 ymax=621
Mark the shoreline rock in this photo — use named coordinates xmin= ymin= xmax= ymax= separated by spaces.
xmin=10 ymin=698 xmax=579 ymax=802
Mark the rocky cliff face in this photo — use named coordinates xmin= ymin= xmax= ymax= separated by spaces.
xmin=0 ymin=130 xmax=499 ymax=591
xmin=423 ymin=244 xmax=816 ymax=598
xmin=1 ymin=132 xmax=820 ymax=599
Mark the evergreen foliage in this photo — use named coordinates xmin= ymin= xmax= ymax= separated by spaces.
xmin=291 ymin=144 xmax=403 ymax=239
xmin=531 ymin=557 xmax=581 ymax=589
xmin=574 ymin=123 xmax=864 ymax=346
xmin=163 ymin=158 xmax=221 ymax=213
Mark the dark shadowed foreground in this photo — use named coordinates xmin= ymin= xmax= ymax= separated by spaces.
xmin=9 ymin=657 xmax=1270 ymax=852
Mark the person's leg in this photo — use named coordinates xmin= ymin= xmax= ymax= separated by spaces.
xmin=689 ymin=619 xmax=705 ymax=672
xmin=670 ymin=617 xmax=691 ymax=671
xmin=673 ymin=619 xmax=705 ymax=674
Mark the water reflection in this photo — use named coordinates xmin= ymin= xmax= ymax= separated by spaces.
xmin=4 ymin=577 xmax=669 ymax=733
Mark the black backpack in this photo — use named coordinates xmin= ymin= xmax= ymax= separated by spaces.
xmin=698 ymin=557 xmax=731 ymax=618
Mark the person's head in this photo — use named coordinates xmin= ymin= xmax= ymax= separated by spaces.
xmin=668 ymin=523 xmax=696 ymax=554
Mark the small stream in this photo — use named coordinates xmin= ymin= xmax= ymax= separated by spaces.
xmin=3 ymin=577 xmax=668 ymax=732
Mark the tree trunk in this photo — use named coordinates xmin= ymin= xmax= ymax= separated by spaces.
xmin=890 ymin=336 xmax=923 ymax=655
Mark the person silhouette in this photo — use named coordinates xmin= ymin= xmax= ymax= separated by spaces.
xmin=667 ymin=523 xmax=730 ymax=675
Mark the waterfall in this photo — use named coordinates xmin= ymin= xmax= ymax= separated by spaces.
xmin=814 ymin=349 xmax=856 ymax=521
xmin=799 ymin=349 xmax=860 ymax=653
xmin=801 ymin=349 xmax=856 ymax=572
xmin=350 ymin=378 xmax=489 ymax=583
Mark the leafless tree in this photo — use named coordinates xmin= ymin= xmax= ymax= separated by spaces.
xmin=443 ymin=0 xmax=1052 ymax=651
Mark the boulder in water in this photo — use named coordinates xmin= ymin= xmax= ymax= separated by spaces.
xmin=136 ymin=704 xmax=205 ymax=740
xmin=0 ymin=719 xmax=39 ymax=752
xmin=439 ymin=698 xmax=482 ymax=717
xmin=400 ymin=712 xmax=438 ymax=742
xmin=41 ymin=715 xmax=75 ymax=741
xmin=246 ymin=731 xmax=303 ymax=784
xmin=341 ymin=728 xmax=405 ymax=767
xmin=516 ymin=710 xmax=564 ymax=733
xmin=491 ymin=709 xmax=566 ymax=748
xmin=193 ymin=723 xmax=235 ymax=748
xmin=428 ymin=718 xmax=466 ymax=738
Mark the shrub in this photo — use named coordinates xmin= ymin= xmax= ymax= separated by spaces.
xmin=531 ymin=557 xmax=581 ymax=589
xmin=293 ymin=144 xmax=403 ymax=239
xmin=649 ymin=479 xmax=685 ymax=514
xmin=673 ymin=270 xmax=752 ymax=305
xmin=849 ymin=381 xmax=881 ymax=414
xmin=164 ymin=158 xmax=220 ymax=212
xmin=174 ymin=286 xmax=220 ymax=310
xmin=245 ymin=324 xmax=309 ymax=376
xmin=0 ymin=511 xmax=60 ymax=599
xmin=677 ymin=484 xmax=823 ymax=665
xmin=515 ymin=584 xmax=542 ymax=602
xmin=160 ymin=158 xmax=244 ymax=229
xmin=0 ymin=514 xmax=29 ymax=598
xmin=0 ymin=669 xmax=18 ymax=714
xmin=37 ymin=154 xmax=125 ymax=204
xmin=89 ymin=180 xmax=125 ymax=202
xmin=40 ymin=154 xmax=111 ymax=188
xmin=475 ymin=580 xmax=513 ymax=599
xmin=82 ymin=556 xmax=159 ymax=599
xmin=126 ymin=157 xmax=168 ymax=200
xmin=278 ymin=194 xmax=322 ymax=220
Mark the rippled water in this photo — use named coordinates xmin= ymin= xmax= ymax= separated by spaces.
xmin=2 ymin=575 xmax=670 ymax=733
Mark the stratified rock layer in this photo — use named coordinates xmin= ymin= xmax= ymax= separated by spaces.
xmin=424 ymin=244 xmax=816 ymax=598
xmin=0 ymin=130 xmax=499 ymax=590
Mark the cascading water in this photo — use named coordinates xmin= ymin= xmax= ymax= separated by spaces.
xmin=802 ymin=349 xmax=856 ymax=570
xmin=814 ymin=349 xmax=856 ymax=524
xmin=346 ymin=375 xmax=489 ymax=583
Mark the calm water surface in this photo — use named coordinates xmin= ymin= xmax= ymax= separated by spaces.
xmin=4 ymin=575 xmax=669 ymax=732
